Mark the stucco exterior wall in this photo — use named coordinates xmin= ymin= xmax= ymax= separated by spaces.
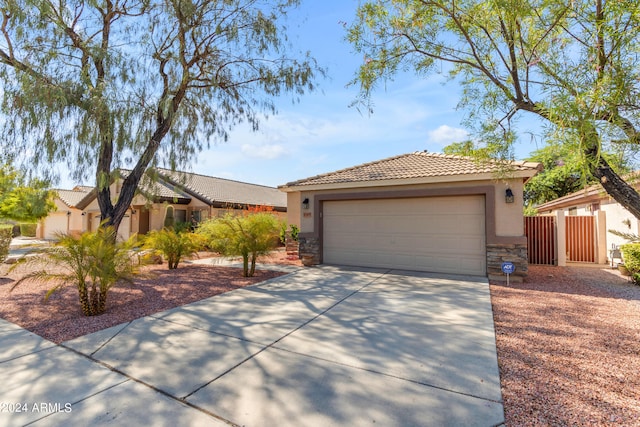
xmin=601 ymin=200 xmax=640 ymax=250
xmin=289 ymin=178 xmax=527 ymax=239
xmin=550 ymin=198 xmax=640 ymax=254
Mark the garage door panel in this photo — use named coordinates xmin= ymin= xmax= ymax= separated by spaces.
xmin=323 ymin=197 xmax=486 ymax=275
xmin=44 ymin=214 xmax=68 ymax=240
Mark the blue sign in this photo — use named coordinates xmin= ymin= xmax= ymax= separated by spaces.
xmin=501 ymin=262 xmax=515 ymax=274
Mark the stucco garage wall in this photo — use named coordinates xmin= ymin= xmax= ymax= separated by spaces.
xmin=292 ymin=178 xmax=528 ymax=279
xmin=293 ymin=179 xmax=526 ymax=236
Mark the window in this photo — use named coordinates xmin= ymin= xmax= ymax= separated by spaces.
xmin=175 ymin=209 xmax=187 ymax=223
xmin=568 ymin=207 xmax=577 ymax=216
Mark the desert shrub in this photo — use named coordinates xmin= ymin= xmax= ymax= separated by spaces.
xmin=620 ymin=243 xmax=640 ymax=285
xmin=279 ymin=223 xmax=299 ymax=245
xmin=10 ymin=227 xmax=137 ymax=316
xmin=143 ymin=228 xmax=204 ymax=269
xmin=0 ymin=225 xmax=12 ymax=263
xmin=198 ymin=212 xmax=282 ymax=277
xmin=19 ymin=222 xmax=37 ymax=237
xmin=289 ymin=224 xmax=299 ymax=241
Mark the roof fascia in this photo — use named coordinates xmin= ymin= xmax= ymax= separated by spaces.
xmin=280 ymin=170 xmax=538 ymax=193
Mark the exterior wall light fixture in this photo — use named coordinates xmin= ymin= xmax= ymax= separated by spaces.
xmin=505 ymin=188 xmax=515 ymax=204
xmin=302 ymin=198 xmax=310 ymax=210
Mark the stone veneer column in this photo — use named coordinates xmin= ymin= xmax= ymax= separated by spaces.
xmin=486 ymin=242 xmax=528 ymax=282
xmin=298 ymin=235 xmax=320 ymax=266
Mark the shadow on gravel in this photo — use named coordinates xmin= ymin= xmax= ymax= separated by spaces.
xmin=496 ymin=265 xmax=640 ymax=303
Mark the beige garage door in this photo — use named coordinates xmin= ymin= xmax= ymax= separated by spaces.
xmin=44 ymin=213 xmax=68 ymax=240
xmin=323 ymin=196 xmax=486 ymax=275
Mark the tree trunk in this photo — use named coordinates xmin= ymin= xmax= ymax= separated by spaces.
xmin=583 ymin=131 xmax=640 ymax=220
xmin=242 ymin=253 xmax=249 ymax=277
xmin=97 ymin=114 xmax=176 ymax=233
xmin=250 ymin=253 xmax=257 ymax=277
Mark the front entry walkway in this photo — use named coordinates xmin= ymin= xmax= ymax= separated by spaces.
xmin=0 ymin=266 xmax=504 ymax=426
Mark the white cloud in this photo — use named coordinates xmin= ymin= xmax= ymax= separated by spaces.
xmin=427 ymin=125 xmax=469 ymax=146
xmin=240 ymin=143 xmax=288 ymax=159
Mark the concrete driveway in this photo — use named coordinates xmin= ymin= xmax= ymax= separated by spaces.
xmin=0 ymin=266 xmax=504 ymax=426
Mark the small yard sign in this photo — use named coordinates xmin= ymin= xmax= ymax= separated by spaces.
xmin=501 ymin=262 xmax=515 ymax=285
xmin=501 ymin=262 xmax=515 ymax=274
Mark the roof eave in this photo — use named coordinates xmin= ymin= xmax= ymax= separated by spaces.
xmin=280 ymin=170 xmax=539 ymax=193
xmin=76 ymin=189 xmax=99 ymax=210
xmin=535 ymin=187 xmax=604 ymax=212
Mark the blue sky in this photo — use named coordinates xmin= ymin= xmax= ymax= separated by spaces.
xmin=59 ymin=1 xmax=542 ymax=189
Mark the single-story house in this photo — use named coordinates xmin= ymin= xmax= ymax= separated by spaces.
xmin=39 ymin=169 xmax=287 ymax=240
xmin=40 ymin=187 xmax=93 ymax=240
xmin=279 ymin=151 xmax=541 ymax=280
xmin=535 ymin=178 xmax=640 ymax=261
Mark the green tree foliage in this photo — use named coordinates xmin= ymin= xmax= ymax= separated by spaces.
xmin=0 ymin=224 xmax=11 ymax=263
xmin=444 ymin=140 xmax=629 ymax=210
xmin=0 ymin=0 xmax=321 ymax=232
xmin=198 ymin=212 xmax=282 ymax=277
xmin=10 ymin=227 xmax=137 ymax=316
xmin=442 ymin=141 xmax=478 ymax=158
xmin=143 ymin=228 xmax=204 ymax=270
xmin=0 ymin=165 xmax=55 ymax=221
xmin=523 ymin=145 xmax=629 ymax=209
xmin=620 ymin=243 xmax=640 ymax=284
xmin=348 ymin=0 xmax=640 ymax=219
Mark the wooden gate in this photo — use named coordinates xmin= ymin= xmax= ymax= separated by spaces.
xmin=565 ymin=216 xmax=596 ymax=263
xmin=525 ymin=216 xmax=556 ymax=265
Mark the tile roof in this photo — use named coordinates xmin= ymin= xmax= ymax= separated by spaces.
xmin=134 ymin=173 xmax=192 ymax=203
xmin=534 ymin=172 xmax=640 ymax=212
xmin=73 ymin=185 xmax=95 ymax=193
xmin=54 ymin=188 xmax=91 ymax=208
xmin=157 ymin=169 xmax=287 ymax=208
xmin=282 ymin=151 xmax=541 ymax=188
xmin=71 ymin=169 xmax=285 ymax=210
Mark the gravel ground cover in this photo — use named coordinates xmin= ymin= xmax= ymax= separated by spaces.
xmin=0 ymin=251 xmax=298 ymax=343
xmin=491 ymin=265 xmax=640 ymax=426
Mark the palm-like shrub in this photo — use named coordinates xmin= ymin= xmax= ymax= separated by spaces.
xmin=143 ymin=228 xmax=204 ymax=269
xmin=11 ymin=227 xmax=137 ymax=316
xmin=197 ymin=212 xmax=282 ymax=277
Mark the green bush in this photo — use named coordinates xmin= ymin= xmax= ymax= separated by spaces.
xmin=279 ymin=223 xmax=300 ymax=245
xmin=0 ymin=225 xmax=12 ymax=263
xmin=19 ymin=223 xmax=37 ymax=237
xmin=143 ymin=228 xmax=204 ymax=269
xmin=10 ymin=227 xmax=137 ymax=316
xmin=620 ymin=243 xmax=640 ymax=285
xmin=198 ymin=212 xmax=282 ymax=277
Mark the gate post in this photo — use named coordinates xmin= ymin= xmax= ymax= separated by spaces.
xmin=595 ymin=210 xmax=607 ymax=264
xmin=556 ymin=210 xmax=566 ymax=266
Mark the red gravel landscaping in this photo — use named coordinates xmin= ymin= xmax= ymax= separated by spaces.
xmin=0 ymin=263 xmax=287 ymax=344
xmin=491 ymin=265 xmax=640 ymax=426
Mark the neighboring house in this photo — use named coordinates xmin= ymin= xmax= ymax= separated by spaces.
xmin=279 ymin=151 xmax=541 ymax=281
xmin=40 ymin=187 xmax=92 ymax=239
xmin=535 ymin=180 xmax=640 ymax=262
xmin=39 ymin=169 xmax=287 ymax=240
